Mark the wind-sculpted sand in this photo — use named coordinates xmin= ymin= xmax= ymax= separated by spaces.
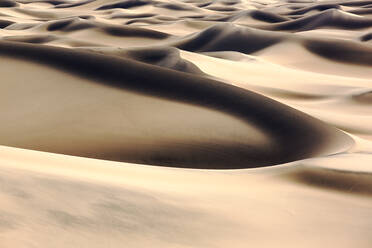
xmin=0 ymin=0 xmax=371 ymax=247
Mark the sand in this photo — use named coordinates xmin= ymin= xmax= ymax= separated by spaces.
xmin=0 ymin=0 xmax=371 ymax=247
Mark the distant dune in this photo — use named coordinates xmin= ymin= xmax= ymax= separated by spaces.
xmin=0 ymin=0 xmax=372 ymax=247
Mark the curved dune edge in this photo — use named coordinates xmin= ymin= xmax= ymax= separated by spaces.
xmin=0 ymin=41 xmax=353 ymax=169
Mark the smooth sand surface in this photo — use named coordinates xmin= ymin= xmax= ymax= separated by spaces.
xmin=0 ymin=0 xmax=372 ymax=247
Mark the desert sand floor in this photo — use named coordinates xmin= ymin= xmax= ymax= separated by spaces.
xmin=0 ymin=0 xmax=372 ymax=247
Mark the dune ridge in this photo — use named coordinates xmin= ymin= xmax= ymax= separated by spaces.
xmin=0 ymin=40 xmax=352 ymax=168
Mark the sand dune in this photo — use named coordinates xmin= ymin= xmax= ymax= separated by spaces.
xmin=176 ymin=23 xmax=285 ymax=53
xmin=256 ymin=9 xmax=372 ymax=31
xmin=0 ymin=40 xmax=352 ymax=168
xmin=0 ymin=0 xmax=372 ymax=247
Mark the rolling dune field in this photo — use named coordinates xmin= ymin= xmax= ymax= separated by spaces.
xmin=0 ymin=0 xmax=372 ymax=247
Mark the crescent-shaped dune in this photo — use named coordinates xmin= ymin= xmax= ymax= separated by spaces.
xmin=0 ymin=41 xmax=351 ymax=168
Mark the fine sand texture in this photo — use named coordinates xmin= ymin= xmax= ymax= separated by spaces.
xmin=0 ymin=0 xmax=372 ymax=247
